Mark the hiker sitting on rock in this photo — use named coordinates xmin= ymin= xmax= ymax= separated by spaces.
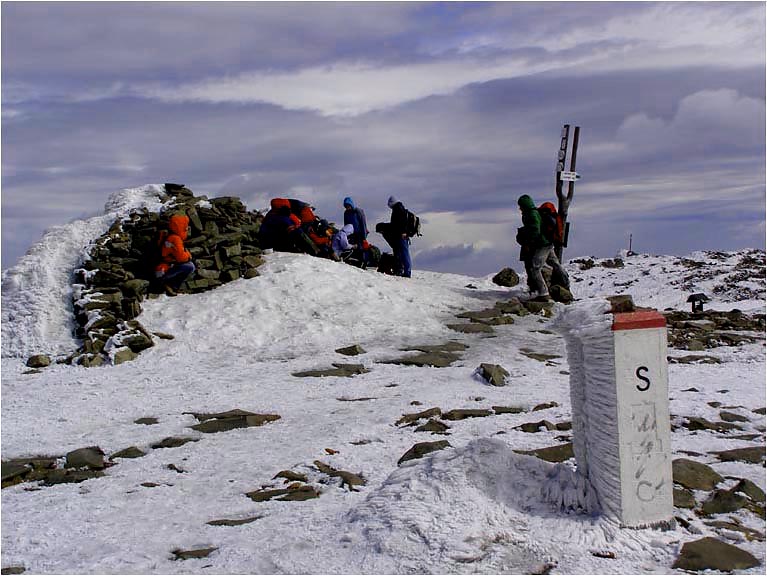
xmin=306 ymin=218 xmax=334 ymax=258
xmin=155 ymin=214 xmax=195 ymax=296
xmin=343 ymin=197 xmax=371 ymax=267
xmin=515 ymin=194 xmax=569 ymax=302
xmin=331 ymin=224 xmax=357 ymax=260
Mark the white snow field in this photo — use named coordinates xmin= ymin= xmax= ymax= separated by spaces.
xmin=1 ymin=186 xmax=765 ymax=574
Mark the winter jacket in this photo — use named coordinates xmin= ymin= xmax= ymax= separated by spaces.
xmin=258 ymin=205 xmax=301 ymax=248
xmin=289 ymin=199 xmax=316 ymax=224
xmin=343 ymin=199 xmax=368 ymax=242
xmin=332 ymin=224 xmax=355 ymax=256
xmin=156 ymin=214 xmax=192 ymax=274
xmin=389 ymin=201 xmax=409 ymax=237
xmin=516 ymin=194 xmax=550 ymax=249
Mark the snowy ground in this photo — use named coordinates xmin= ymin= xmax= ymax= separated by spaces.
xmin=1 ymin=188 xmax=765 ymax=574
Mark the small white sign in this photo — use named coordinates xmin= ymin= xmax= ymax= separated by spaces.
xmin=559 ymin=171 xmax=580 ymax=182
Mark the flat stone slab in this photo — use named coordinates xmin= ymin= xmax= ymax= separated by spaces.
xmin=456 ymin=308 xmax=502 ymax=320
xmin=441 ymin=409 xmax=493 ymax=421
xmin=396 ymin=407 xmax=442 ymax=426
xmin=515 ymin=420 xmax=557 ymax=433
xmin=335 ymin=344 xmax=366 ymax=356
xmin=134 ymin=417 xmax=159 ymax=425
xmin=492 ymin=405 xmax=526 ymax=415
xmin=190 ymin=413 xmax=280 ymax=433
xmin=273 ymin=470 xmax=308 ymax=483
xmin=313 ymin=461 xmax=366 ymax=491
xmin=704 ymin=520 xmax=765 ymax=542
xmin=672 ymin=537 xmax=759 ymax=571
xmin=683 ymin=416 xmax=742 ymax=432
xmin=520 ymin=349 xmax=561 ymax=362
xmin=516 ymin=443 xmax=574 ymax=463
xmin=65 ymin=447 xmax=106 ymax=470
xmin=1 ymin=567 xmax=26 ymax=575
xmin=668 ymin=355 xmax=722 ymax=364
xmin=207 ymin=515 xmax=264 ymax=527
xmin=398 ymin=440 xmax=451 ymax=465
xmin=401 ymin=342 xmax=469 ymax=353
xmin=710 ymin=446 xmax=765 ymax=464
xmin=700 ymin=489 xmax=748 ymax=516
xmin=246 ymin=485 xmax=320 ymax=502
xmin=172 ymin=547 xmax=218 ymax=561
xmin=151 ymin=437 xmax=200 ymax=449
xmin=110 ymin=447 xmax=146 ymax=460
xmin=380 ymin=351 xmax=461 ymax=368
xmin=414 ymin=419 xmax=450 ymax=434
xmin=292 ymin=363 xmax=369 ymax=378
xmin=446 ymin=323 xmax=494 ymax=334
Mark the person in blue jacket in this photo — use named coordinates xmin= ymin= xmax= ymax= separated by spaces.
xmin=342 ymin=197 xmax=368 ymax=246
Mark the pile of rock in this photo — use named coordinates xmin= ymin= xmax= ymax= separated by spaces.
xmin=69 ymin=184 xmax=265 ymax=367
xmin=664 ymin=309 xmax=765 ymax=351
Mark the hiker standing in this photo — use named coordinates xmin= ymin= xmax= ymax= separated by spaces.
xmin=155 ymin=214 xmax=196 ymax=296
xmin=515 ymin=194 xmax=568 ymax=301
xmin=380 ymin=195 xmax=412 ymax=278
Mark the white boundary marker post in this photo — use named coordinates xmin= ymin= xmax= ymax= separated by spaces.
xmin=553 ymin=299 xmax=674 ymax=528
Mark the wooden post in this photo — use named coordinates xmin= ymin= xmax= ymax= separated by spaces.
xmin=556 ymin=125 xmax=580 ymax=262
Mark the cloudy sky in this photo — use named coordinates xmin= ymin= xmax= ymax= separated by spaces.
xmin=2 ymin=1 xmax=765 ymax=276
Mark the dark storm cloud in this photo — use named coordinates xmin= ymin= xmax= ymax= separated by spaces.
xmin=2 ymin=2 xmax=764 ymax=275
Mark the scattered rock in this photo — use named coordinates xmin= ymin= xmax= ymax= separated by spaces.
xmin=446 ymin=323 xmax=494 ymax=334
xmin=672 ymin=459 xmax=724 ymax=491
xmin=381 ymin=351 xmax=461 ymax=368
xmin=292 ymin=363 xmax=369 ymax=378
xmin=190 ymin=411 xmax=280 ymax=433
xmin=414 ymin=419 xmax=450 ymax=434
xmin=396 ymin=407 xmax=442 ymax=426
xmin=398 ymin=441 xmax=451 ymax=465
xmin=606 ymin=295 xmax=635 ymax=313
xmin=520 ymin=349 xmax=561 ymax=362
xmin=492 ymin=268 xmax=519 ymax=287
xmin=335 ymin=344 xmax=366 ymax=356
xmin=549 ymin=285 xmax=573 ymax=304
xmin=704 ymin=520 xmax=765 ymax=542
xmin=134 ymin=417 xmax=159 ymax=425
xmin=672 ymin=537 xmax=759 ymax=571
xmin=151 ymin=437 xmax=200 ymax=449
xmin=515 ymin=420 xmax=557 ymax=433
xmin=516 ymin=443 xmax=574 ymax=463
xmin=590 ymin=550 xmax=616 ymax=559
xmin=246 ymin=485 xmax=320 ymax=502
xmin=730 ymin=478 xmax=766 ymax=503
xmin=683 ymin=416 xmax=741 ymax=432
xmin=402 ymin=342 xmax=468 ymax=353
xmin=110 ymin=447 xmax=146 ymax=460
xmin=719 ymin=411 xmax=750 ymax=423
xmin=673 ymin=488 xmax=696 ymax=509
xmin=710 ymin=446 xmax=765 ymax=464
xmin=441 ymin=409 xmax=493 ymax=421
xmin=477 ymin=363 xmax=509 ymax=386
xmin=313 ymin=461 xmax=366 ymax=491
xmin=172 ymin=547 xmax=218 ymax=561
xmin=492 ymin=406 xmax=526 ymax=415
xmin=1 ymin=567 xmax=26 ymax=575
xmin=668 ymin=355 xmax=722 ymax=364
xmin=700 ymin=489 xmax=748 ymax=516
xmin=25 ymin=354 xmax=51 ymax=368
xmin=207 ymin=515 xmax=264 ymax=527
xmin=753 ymin=407 xmax=766 ymax=415
xmin=532 ymin=402 xmax=559 ymax=412
xmin=113 ymin=347 xmax=139 ymax=365
xmin=65 ymin=447 xmax=106 ymax=470
xmin=153 ymin=331 xmax=175 ymax=340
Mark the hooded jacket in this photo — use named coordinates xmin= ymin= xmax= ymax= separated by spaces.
xmin=259 ymin=199 xmax=301 ymax=248
xmin=332 ymin=224 xmax=355 ymax=255
xmin=157 ymin=214 xmax=192 ymax=271
xmin=343 ymin=197 xmax=368 ymax=241
xmin=517 ymin=195 xmax=549 ymax=248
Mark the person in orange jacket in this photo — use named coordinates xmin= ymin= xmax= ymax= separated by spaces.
xmin=155 ymin=214 xmax=196 ymax=296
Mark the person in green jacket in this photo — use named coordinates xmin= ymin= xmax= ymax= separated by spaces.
xmin=515 ymin=194 xmax=569 ymax=301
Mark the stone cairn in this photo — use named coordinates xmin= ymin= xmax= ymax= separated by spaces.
xmin=70 ymin=184 xmax=265 ymax=367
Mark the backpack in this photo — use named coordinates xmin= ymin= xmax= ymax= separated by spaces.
xmin=405 ymin=209 xmax=422 ymax=238
xmin=537 ymin=202 xmax=566 ymax=246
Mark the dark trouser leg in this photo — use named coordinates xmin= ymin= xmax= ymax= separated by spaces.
xmin=164 ymin=261 xmax=196 ymax=289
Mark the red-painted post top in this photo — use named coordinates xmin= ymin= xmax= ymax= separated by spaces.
xmin=612 ymin=310 xmax=667 ymax=331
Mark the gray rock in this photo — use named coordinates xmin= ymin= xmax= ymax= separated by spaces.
xmin=336 ymin=344 xmax=366 ymax=356
xmin=672 ymin=458 xmax=723 ymax=491
xmin=478 ymin=363 xmax=510 ymax=386
xmin=673 ymin=488 xmax=696 ymax=509
xmin=190 ymin=413 xmax=280 ymax=433
xmin=396 ymin=407 xmax=442 ymax=426
xmin=381 ymin=351 xmax=461 ymax=368
xmin=516 ymin=420 xmax=557 ymax=433
xmin=516 ymin=443 xmax=574 ymax=463
xmin=2 ymin=462 xmax=32 ymax=483
xmin=672 ymin=537 xmax=759 ymax=571
xmin=700 ymin=489 xmax=748 ymax=516
xmin=402 ymin=342 xmax=468 ymax=353
xmin=414 ymin=419 xmax=450 ymax=434
xmin=134 ymin=417 xmax=159 ymax=425
xmin=273 ymin=470 xmax=308 ymax=483
xmin=686 ymin=340 xmax=706 ymax=352
xmin=607 ymin=295 xmax=635 ymax=313
xmin=172 ymin=547 xmax=218 ymax=561
xmin=441 ymin=409 xmax=493 ymax=421
xmin=532 ymin=401 xmax=559 ymax=412
xmin=65 ymin=446 xmax=105 ymax=470
xmin=292 ymin=363 xmax=369 ymax=378
xmin=1 ymin=566 xmax=26 ymax=574
xmin=25 ymin=354 xmax=51 ymax=368
xmin=520 ymin=349 xmax=561 ymax=362
xmin=110 ymin=447 xmax=146 ymax=460
xmin=446 ymin=323 xmax=494 ymax=334
xmin=731 ymin=478 xmax=766 ymax=503
xmin=549 ymin=285 xmax=573 ymax=304
xmin=207 ymin=515 xmax=263 ymax=527
xmin=493 ymin=405 xmax=526 ymax=415
xmin=711 ymin=446 xmax=765 ymax=464
xmin=246 ymin=485 xmax=320 ymax=502
xmin=492 ymin=268 xmax=519 ymax=287
xmin=113 ymin=348 xmax=138 ymax=365
xmin=704 ymin=520 xmax=765 ymax=542
xmin=719 ymin=410 xmax=749 ymax=423
xmin=398 ymin=440 xmax=451 ymax=465
xmin=151 ymin=437 xmax=200 ymax=449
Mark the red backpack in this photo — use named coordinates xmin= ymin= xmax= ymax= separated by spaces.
xmin=537 ymin=202 xmax=566 ymax=246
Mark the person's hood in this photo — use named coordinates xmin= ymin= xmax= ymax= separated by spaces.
xmin=341 ymin=224 xmax=354 ymax=234
xmin=517 ymin=195 xmax=536 ymax=211
xmin=343 ymin=196 xmax=355 ymax=209
xmin=387 ymin=195 xmax=399 ymax=208
xmin=270 ymin=198 xmax=290 ymax=210
xmin=168 ymin=214 xmax=189 ymax=240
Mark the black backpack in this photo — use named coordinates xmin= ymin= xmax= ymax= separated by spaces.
xmin=405 ymin=209 xmax=421 ymax=238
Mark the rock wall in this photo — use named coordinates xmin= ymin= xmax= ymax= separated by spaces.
xmin=70 ymin=185 xmax=265 ymax=367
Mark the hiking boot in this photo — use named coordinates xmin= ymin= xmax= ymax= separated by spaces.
xmin=164 ymin=284 xmax=178 ymax=297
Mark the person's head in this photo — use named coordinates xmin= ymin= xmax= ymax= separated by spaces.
xmin=168 ymin=214 xmax=190 ymax=240
xmin=517 ymin=195 xmax=536 ymax=212
xmin=387 ymin=195 xmax=398 ymax=208
xmin=342 ymin=223 xmax=354 ymax=235
xmin=343 ymin=196 xmax=355 ymax=210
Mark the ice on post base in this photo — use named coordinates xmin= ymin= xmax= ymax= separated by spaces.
xmin=553 ymin=299 xmax=673 ymax=528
